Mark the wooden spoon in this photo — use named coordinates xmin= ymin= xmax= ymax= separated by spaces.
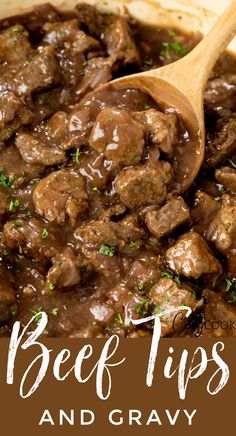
xmin=91 ymin=0 xmax=236 ymax=192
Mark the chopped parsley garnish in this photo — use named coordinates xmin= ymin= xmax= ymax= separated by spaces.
xmin=132 ymin=154 xmax=141 ymax=161
xmin=48 ymin=283 xmax=55 ymax=291
xmin=114 ymin=313 xmax=124 ymax=325
xmin=214 ymin=187 xmax=228 ymax=201
xmin=135 ymin=283 xmax=144 ymax=292
xmin=161 ymin=271 xmax=182 ymax=285
xmin=23 ymin=57 xmax=30 ymax=66
xmin=0 ymin=169 xmax=15 ymax=189
xmin=161 ymin=41 xmax=189 ymax=60
xmin=99 ymin=244 xmax=116 ymax=257
xmin=127 ymin=43 xmax=133 ymax=49
xmin=74 ymin=148 xmax=80 ymax=163
xmin=103 ymin=190 xmax=110 ymax=197
xmin=10 ymin=309 xmax=18 ymax=317
xmin=228 ymin=295 xmax=236 ymax=304
xmin=41 ymin=228 xmax=49 ymax=239
xmin=8 ymin=198 xmax=20 ymax=212
xmin=25 ymin=211 xmax=32 ymax=218
xmin=228 ymin=158 xmax=236 ymax=169
xmin=144 ymin=59 xmax=154 ymax=67
xmin=189 ymin=290 xmax=197 ymax=299
xmin=51 ymin=308 xmax=59 ymax=316
xmin=225 ymin=277 xmax=234 ymax=293
xmin=14 ymin=219 xmax=22 ymax=227
xmin=12 ymin=25 xmax=22 ymax=33
xmin=92 ymin=186 xmax=100 ymax=193
xmin=168 ymin=29 xmax=176 ymax=37
xmin=60 ymin=31 xmax=66 ymax=38
xmin=144 ymin=102 xmax=152 ymax=110
xmin=31 ymin=307 xmax=43 ymax=323
xmin=129 ymin=240 xmax=139 ymax=249
xmin=135 ymin=296 xmax=149 ymax=316
xmin=3 ymin=249 xmax=8 ymax=256
xmin=155 ymin=305 xmax=165 ymax=316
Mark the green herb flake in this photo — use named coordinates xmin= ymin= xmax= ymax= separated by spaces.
xmin=155 ymin=305 xmax=165 ymax=316
xmin=129 ymin=240 xmax=139 ymax=249
xmin=3 ymin=249 xmax=8 ymax=256
xmin=14 ymin=219 xmax=22 ymax=227
xmin=0 ymin=169 xmax=15 ymax=189
xmin=48 ymin=283 xmax=55 ymax=291
xmin=144 ymin=59 xmax=154 ymax=67
xmin=135 ymin=296 xmax=149 ymax=316
xmin=31 ymin=307 xmax=43 ymax=323
xmin=228 ymin=295 xmax=236 ymax=304
xmin=214 ymin=187 xmax=228 ymax=201
xmin=41 ymin=228 xmax=49 ymax=239
xmin=51 ymin=307 xmax=59 ymax=316
xmin=8 ymin=198 xmax=20 ymax=212
xmin=99 ymin=244 xmax=116 ymax=257
xmin=60 ymin=31 xmax=66 ymax=38
xmin=103 ymin=190 xmax=110 ymax=197
xmin=74 ymin=148 xmax=80 ymax=163
xmin=25 ymin=211 xmax=32 ymax=218
xmin=92 ymin=186 xmax=100 ymax=193
xmin=114 ymin=313 xmax=124 ymax=325
xmin=23 ymin=57 xmax=30 ymax=66
xmin=144 ymin=102 xmax=152 ymax=110
xmin=135 ymin=283 xmax=144 ymax=292
xmin=174 ymin=275 xmax=182 ymax=286
xmin=161 ymin=41 xmax=189 ymax=60
xmin=10 ymin=309 xmax=18 ymax=317
xmin=189 ymin=290 xmax=197 ymax=299
xmin=168 ymin=29 xmax=176 ymax=37
xmin=228 ymin=158 xmax=236 ymax=169
xmin=161 ymin=271 xmax=173 ymax=280
xmin=225 ymin=277 xmax=234 ymax=293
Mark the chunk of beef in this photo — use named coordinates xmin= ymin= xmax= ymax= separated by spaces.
xmin=205 ymin=196 xmax=236 ymax=271
xmin=0 ymin=265 xmax=16 ymax=321
xmin=150 ymin=277 xmax=202 ymax=336
xmin=103 ymin=17 xmax=140 ymax=67
xmin=0 ymin=24 xmax=31 ymax=67
xmin=126 ymin=253 xmax=162 ymax=289
xmin=134 ymin=109 xmax=177 ymax=155
xmin=191 ymin=191 xmax=221 ymax=236
xmin=76 ymin=57 xmax=113 ymax=98
xmin=79 ymin=151 xmax=109 ymax=190
xmin=89 ymin=108 xmax=145 ymax=166
xmin=75 ymin=205 xmax=144 ymax=250
xmin=46 ymin=247 xmax=81 ymax=292
xmin=146 ymin=197 xmax=190 ymax=239
xmin=205 ymin=114 xmax=236 ymax=167
xmin=13 ymin=46 xmax=61 ymax=97
xmin=0 ymin=189 xmax=8 ymax=220
xmin=166 ymin=231 xmax=222 ymax=284
xmin=65 ymin=106 xmax=95 ymax=149
xmin=205 ymin=74 xmax=236 ymax=112
xmin=115 ymin=161 xmax=173 ymax=209
xmin=215 ymin=166 xmax=236 ymax=193
xmin=0 ymin=91 xmax=33 ymax=141
xmin=76 ymin=3 xmax=104 ymax=37
xmin=202 ymin=290 xmax=236 ymax=337
xmin=33 ymin=168 xmax=88 ymax=226
xmin=3 ymin=218 xmax=62 ymax=265
xmin=89 ymin=302 xmax=115 ymax=327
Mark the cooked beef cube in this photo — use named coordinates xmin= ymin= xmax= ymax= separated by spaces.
xmin=75 ymin=205 xmax=144 ymax=250
xmin=13 ymin=46 xmax=61 ymax=97
xmin=146 ymin=197 xmax=190 ymax=239
xmin=191 ymin=190 xmax=221 ymax=236
xmin=22 ymin=3 xmax=60 ymax=35
xmin=78 ymin=151 xmax=109 ymax=190
xmin=3 ymin=218 xmax=61 ymax=265
xmin=0 ymin=24 xmax=31 ymax=67
xmin=0 ymin=91 xmax=33 ymax=142
xmin=76 ymin=3 xmax=104 ymax=37
xmin=15 ymin=131 xmax=66 ymax=166
xmin=0 ymin=189 xmax=8 ymax=220
xmin=205 ymin=114 xmax=236 ymax=167
xmin=202 ymin=290 xmax=236 ymax=337
xmin=103 ymin=17 xmax=140 ymax=66
xmin=89 ymin=108 xmax=145 ymax=166
xmin=206 ymin=195 xmax=236 ymax=257
xmin=215 ymin=166 xmax=236 ymax=193
xmin=134 ymin=109 xmax=177 ymax=155
xmin=0 ymin=144 xmax=43 ymax=187
xmin=33 ymin=168 xmax=88 ymax=226
xmin=126 ymin=254 xmax=162 ymax=289
xmin=115 ymin=161 xmax=173 ymax=209
xmin=166 ymin=231 xmax=222 ymax=284
xmin=150 ymin=277 xmax=202 ymax=336
xmin=76 ymin=57 xmax=113 ymax=98
xmin=205 ymin=74 xmax=236 ymax=112
xmin=90 ymin=302 xmax=115 ymax=327
xmin=46 ymin=247 xmax=81 ymax=292
xmin=0 ymin=265 xmax=16 ymax=321
xmin=66 ymin=106 xmax=95 ymax=149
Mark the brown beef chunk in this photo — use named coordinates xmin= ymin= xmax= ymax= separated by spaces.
xmin=0 ymin=24 xmax=31 ymax=67
xmin=0 ymin=265 xmax=16 ymax=321
xmin=146 ymin=196 xmax=190 ymax=239
xmin=76 ymin=3 xmax=104 ymax=37
xmin=3 ymin=218 xmax=62 ymax=265
xmin=202 ymin=290 xmax=236 ymax=337
xmin=46 ymin=247 xmax=81 ymax=292
xmin=205 ymin=114 xmax=236 ymax=167
xmin=191 ymin=190 xmax=221 ymax=236
xmin=33 ymin=168 xmax=88 ymax=226
xmin=0 ymin=189 xmax=8 ymax=220
xmin=13 ymin=46 xmax=61 ymax=97
xmin=103 ymin=17 xmax=140 ymax=67
xmin=150 ymin=277 xmax=202 ymax=336
xmin=76 ymin=57 xmax=113 ymax=98
xmin=126 ymin=253 xmax=162 ymax=289
xmin=89 ymin=108 xmax=145 ymax=166
xmin=134 ymin=109 xmax=177 ymax=155
xmin=166 ymin=231 xmax=222 ymax=284
xmin=0 ymin=91 xmax=33 ymax=142
xmin=115 ymin=161 xmax=173 ymax=209
xmin=205 ymin=74 xmax=236 ymax=112
xmin=215 ymin=166 xmax=236 ymax=193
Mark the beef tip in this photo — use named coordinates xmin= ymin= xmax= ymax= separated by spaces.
xmin=205 ymin=114 xmax=236 ymax=167
xmin=0 ymin=265 xmax=16 ymax=321
xmin=0 ymin=144 xmax=43 ymax=187
xmin=205 ymin=74 xmax=236 ymax=113
xmin=191 ymin=191 xmax=221 ymax=236
xmin=215 ymin=166 xmax=236 ymax=193
xmin=89 ymin=108 xmax=145 ymax=166
xmin=0 ymin=189 xmax=8 ymax=220
xmin=0 ymin=91 xmax=33 ymax=142
xmin=150 ymin=277 xmax=202 ymax=336
xmin=76 ymin=3 xmax=104 ymax=37
xmin=0 ymin=24 xmax=31 ymax=68
xmin=202 ymin=290 xmax=236 ymax=337
xmin=166 ymin=231 xmax=222 ymax=284
xmin=103 ymin=17 xmax=140 ymax=67
xmin=13 ymin=46 xmax=61 ymax=97
xmin=146 ymin=197 xmax=190 ymax=239
xmin=126 ymin=253 xmax=162 ymax=289
xmin=65 ymin=106 xmax=95 ymax=149
xmin=46 ymin=247 xmax=81 ymax=292
xmin=134 ymin=109 xmax=177 ymax=155
xmin=33 ymin=168 xmax=88 ymax=226
xmin=75 ymin=205 xmax=144 ymax=250
xmin=115 ymin=161 xmax=173 ymax=209
xmin=79 ymin=151 xmax=109 ymax=190
xmin=3 ymin=218 xmax=61 ymax=265
xmin=76 ymin=57 xmax=112 ymax=98
xmin=89 ymin=302 xmax=115 ymax=327
xmin=205 ymin=195 xmax=236 ymax=273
